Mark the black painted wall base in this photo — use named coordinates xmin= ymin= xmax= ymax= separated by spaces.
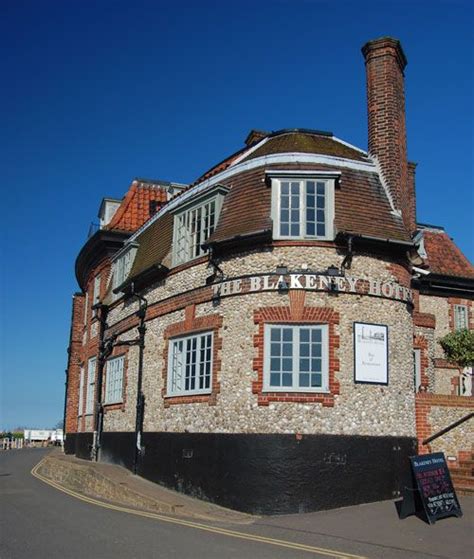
xmin=100 ymin=431 xmax=135 ymax=471
xmin=96 ymin=431 xmax=417 ymax=515
xmin=64 ymin=432 xmax=93 ymax=461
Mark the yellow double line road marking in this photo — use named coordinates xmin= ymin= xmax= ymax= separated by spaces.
xmin=31 ymin=459 xmax=366 ymax=559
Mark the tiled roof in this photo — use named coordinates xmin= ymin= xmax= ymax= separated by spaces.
xmin=129 ymin=213 xmax=173 ymax=278
xmin=243 ymin=131 xmax=368 ymax=163
xmin=422 ymin=229 xmax=474 ymax=278
xmin=106 ymin=180 xmax=168 ymax=233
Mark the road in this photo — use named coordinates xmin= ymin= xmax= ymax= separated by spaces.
xmin=0 ymin=449 xmax=472 ymax=559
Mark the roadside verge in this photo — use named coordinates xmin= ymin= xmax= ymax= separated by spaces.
xmin=35 ymin=450 xmax=255 ymax=524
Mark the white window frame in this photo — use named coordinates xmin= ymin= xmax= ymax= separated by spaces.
xmin=413 ymin=349 xmax=422 ymax=392
xmin=454 ymin=304 xmax=469 ymax=330
xmin=111 ymin=244 xmax=139 ymax=297
xmin=268 ymin=171 xmax=337 ymax=241
xmin=85 ymin=357 xmax=96 ymax=415
xmin=83 ymin=291 xmax=89 ymax=325
xmin=263 ymin=324 xmax=329 ymax=393
xmin=167 ymin=331 xmax=214 ymax=397
xmin=104 ymin=355 xmax=125 ymax=405
xmin=172 ymin=186 xmax=228 ymax=267
xmin=93 ymin=274 xmax=101 ymax=305
xmin=78 ymin=367 xmax=85 ymax=417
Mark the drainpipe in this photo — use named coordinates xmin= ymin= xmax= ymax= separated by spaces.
xmin=92 ymin=302 xmax=109 ymax=461
xmin=341 ymin=235 xmax=354 ymax=271
xmin=131 ymin=285 xmax=148 ymax=475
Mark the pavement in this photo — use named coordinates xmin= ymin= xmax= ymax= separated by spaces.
xmin=2 ymin=447 xmax=473 ymax=558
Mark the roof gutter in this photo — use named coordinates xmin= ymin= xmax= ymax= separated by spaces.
xmin=339 ymin=231 xmax=416 ymax=248
xmin=113 ymin=263 xmax=169 ymax=295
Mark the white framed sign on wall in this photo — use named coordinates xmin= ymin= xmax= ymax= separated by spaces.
xmin=354 ymin=322 xmax=389 ymax=385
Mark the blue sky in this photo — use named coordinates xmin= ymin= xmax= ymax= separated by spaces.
xmin=1 ymin=0 xmax=472 ymax=430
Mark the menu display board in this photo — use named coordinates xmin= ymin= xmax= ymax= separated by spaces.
xmin=354 ymin=322 xmax=388 ymax=385
xmin=410 ymin=453 xmax=463 ymax=524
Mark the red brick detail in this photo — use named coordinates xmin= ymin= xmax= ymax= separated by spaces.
xmin=289 ymin=290 xmax=306 ymax=320
xmin=362 ymin=38 xmax=414 ymax=234
xmin=162 ymin=306 xmax=223 ymax=407
xmin=413 ymin=335 xmax=429 ymax=390
xmin=448 ymin=298 xmax=473 ymax=331
xmin=413 ymin=311 xmax=436 ymax=329
xmin=412 ymin=289 xmax=420 ymax=313
xmin=65 ymin=293 xmax=86 ymax=433
xmin=415 ymin=393 xmax=474 ymax=454
xmin=387 ymin=262 xmax=411 ymax=288
xmin=433 ymin=358 xmax=459 ymax=370
xmin=252 ymin=305 xmax=340 ymax=406
xmin=102 ymin=344 xmax=129 ymax=413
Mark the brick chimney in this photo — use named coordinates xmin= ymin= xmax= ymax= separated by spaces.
xmin=362 ymin=37 xmax=416 ymax=234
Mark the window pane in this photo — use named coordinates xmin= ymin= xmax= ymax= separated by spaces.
xmin=317 ymin=223 xmax=326 ymax=236
xmin=291 ymin=224 xmax=300 ymax=236
xmin=291 ymin=182 xmax=299 ymax=195
xmin=282 ymin=329 xmax=293 ymax=342
xmin=300 ymin=373 xmax=310 ymax=387
xmin=281 ymin=182 xmax=289 ymax=195
xmin=271 ymin=343 xmax=280 ymax=356
xmin=317 ymin=182 xmax=325 ymax=195
xmin=311 ymin=358 xmax=322 ymax=372
xmin=311 ymin=373 xmax=322 ymax=387
xmin=282 ymin=373 xmax=292 ymax=386
xmin=300 ymin=358 xmax=309 ymax=371
xmin=270 ymin=373 xmax=280 ymax=386
xmin=271 ymin=328 xmax=281 ymax=342
xmin=282 ymin=358 xmax=292 ymax=371
xmin=270 ymin=358 xmax=281 ymax=371
xmin=306 ymin=181 xmax=315 ymax=194
xmin=311 ymin=329 xmax=321 ymax=342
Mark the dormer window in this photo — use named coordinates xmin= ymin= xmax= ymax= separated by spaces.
xmin=172 ymin=185 xmax=229 ymax=267
xmin=112 ymin=244 xmax=138 ymax=294
xmin=268 ymin=171 xmax=337 ymax=241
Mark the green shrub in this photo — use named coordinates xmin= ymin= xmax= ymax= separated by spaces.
xmin=439 ymin=329 xmax=474 ymax=368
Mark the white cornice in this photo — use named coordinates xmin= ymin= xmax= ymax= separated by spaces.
xmin=129 ymin=152 xmax=378 ymax=243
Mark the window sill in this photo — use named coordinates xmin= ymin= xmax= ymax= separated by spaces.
xmin=262 ymin=388 xmax=330 ymax=394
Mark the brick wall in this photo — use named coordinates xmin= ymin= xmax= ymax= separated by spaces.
xmin=362 ymin=37 xmax=414 ymax=233
xmin=415 ymin=393 xmax=473 ymax=456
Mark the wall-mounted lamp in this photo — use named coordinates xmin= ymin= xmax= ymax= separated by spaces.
xmin=326 ymin=265 xmax=341 ymax=277
xmin=277 ymin=279 xmax=289 ymax=293
xmin=211 ymin=290 xmax=221 ymax=307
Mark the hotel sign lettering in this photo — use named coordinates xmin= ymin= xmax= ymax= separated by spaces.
xmin=212 ymin=273 xmax=413 ymax=303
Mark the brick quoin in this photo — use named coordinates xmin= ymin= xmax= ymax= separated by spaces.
xmin=65 ymin=293 xmax=85 ymax=433
xmin=362 ymin=37 xmax=416 ymax=234
xmin=413 ymin=334 xmax=429 ymax=390
xmin=162 ymin=305 xmax=223 ymax=407
xmin=252 ymin=292 xmax=340 ymax=407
